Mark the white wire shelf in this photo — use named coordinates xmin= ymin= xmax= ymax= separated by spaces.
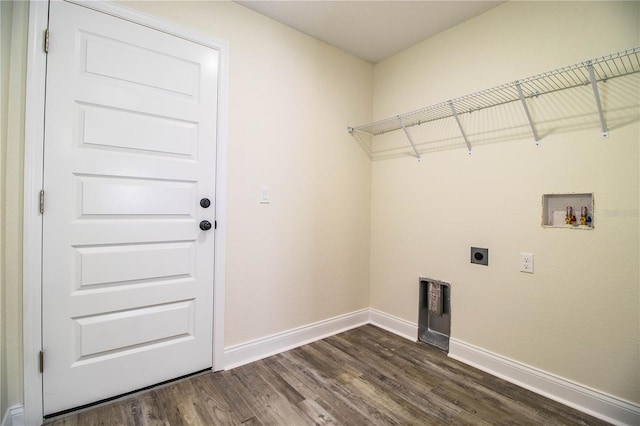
xmin=348 ymin=47 xmax=640 ymax=160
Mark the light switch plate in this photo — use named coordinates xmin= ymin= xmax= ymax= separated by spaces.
xmin=260 ymin=186 xmax=270 ymax=204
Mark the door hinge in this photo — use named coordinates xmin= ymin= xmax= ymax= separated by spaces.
xmin=39 ymin=351 xmax=44 ymax=373
xmin=214 ymin=220 xmax=217 ymax=230
xmin=44 ymin=29 xmax=49 ymax=53
xmin=39 ymin=190 xmax=45 ymax=214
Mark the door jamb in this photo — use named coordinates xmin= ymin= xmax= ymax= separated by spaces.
xmin=23 ymin=1 xmax=229 ymax=424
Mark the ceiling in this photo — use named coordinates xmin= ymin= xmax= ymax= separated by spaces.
xmin=234 ymin=1 xmax=504 ymax=64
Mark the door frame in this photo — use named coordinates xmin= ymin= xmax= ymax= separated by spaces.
xmin=23 ymin=1 xmax=229 ymax=423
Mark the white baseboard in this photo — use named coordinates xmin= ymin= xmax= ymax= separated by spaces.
xmin=7 ymin=311 xmax=637 ymax=425
xmin=221 ymin=309 xmax=640 ymax=425
xmin=1 ymin=405 xmax=24 ymax=426
xmin=449 ymin=338 xmax=640 ymax=426
xmin=223 ymin=308 xmax=369 ymax=369
xmin=223 ymin=308 xmax=419 ymax=370
xmin=368 ymin=308 xmax=418 ymax=342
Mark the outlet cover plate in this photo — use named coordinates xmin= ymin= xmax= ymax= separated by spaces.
xmin=471 ymin=247 xmax=489 ymax=265
xmin=520 ymin=252 xmax=534 ymax=273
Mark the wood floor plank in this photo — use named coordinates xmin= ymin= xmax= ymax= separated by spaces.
xmin=214 ymin=371 xmax=260 ymax=424
xmin=238 ymin=417 xmax=262 ymax=426
xmin=283 ymin=347 xmax=401 ymax=425
xmin=314 ymin=336 xmax=465 ymax=423
xmin=135 ymin=391 xmax=169 ymax=426
xmin=262 ymin=355 xmax=321 ymax=401
xmin=45 ymin=325 xmax=610 ymax=426
xmin=432 ymin=377 xmax=542 ymax=424
xmin=229 ymin=360 xmax=311 ymax=425
xmin=348 ymin=374 xmax=444 ymax=424
xmin=251 ymin=357 xmax=306 ymax=406
xmin=294 ymin=342 xmax=362 ymax=384
xmin=174 ymin=377 xmax=231 ymax=426
xmin=48 ymin=415 xmax=79 ymax=426
xmin=266 ymin=353 xmax=375 ymax=425
xmin=476 ymin=372 xmax=610 ymax=426
xmin=152 ymin=383 xmax=188 ymax=426
xmin=189 ymin=374 xmax=238 ymax=425
xmin=326 ymin=330 xmax=488 ymax=424
xmin=326 ymin=332 xmax=443 ymax=394
xmin=296 ymin=399 xmax=338 ymax=425
xmin=75 ymin=400 xmax=127 ymax=426
xmin=118 ymin=398 xmax=144 ymax=426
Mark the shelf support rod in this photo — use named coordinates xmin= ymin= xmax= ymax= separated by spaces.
xmin=397 ymin=116 xmax=421 ymax=160
xmin=516 ymin=82 xmax=540 ymax=146
xmin=448 ymin=101 xmax=471 ymax=155
xmin=587 ymin=62 xmax=609 ymax=138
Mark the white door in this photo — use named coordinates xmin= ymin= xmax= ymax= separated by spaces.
xmin=42 ymin=1 xmax=219 ymax=415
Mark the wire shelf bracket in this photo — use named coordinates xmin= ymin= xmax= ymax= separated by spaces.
xmin=587 ymin=61 xmax=609 ymax=138
xmin=516 ymin=81 xmax=540 ymax=145
xmin=398 ymin=115 xmax=421 ymax=160
xmin=348 ymin=47 xmax=640 ymax=159
xmin=448 ymin=101 xmax=472 ymax=155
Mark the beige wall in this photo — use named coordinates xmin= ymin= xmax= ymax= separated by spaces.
xmin=370 ymin=1 xmax=639 ymax=403
xmin=1 ymin=0 xmax=28 ymax=417
xmin=112 ymin=1 xmax=375 ymax=346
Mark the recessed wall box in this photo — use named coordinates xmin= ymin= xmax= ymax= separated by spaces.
xmin=418 ymin=278 xmax=451 ymax=352
xmin=470 ymin=247 xmax=488 ymax=265
xmin=542 ymin=193 xmax=593 ymax=229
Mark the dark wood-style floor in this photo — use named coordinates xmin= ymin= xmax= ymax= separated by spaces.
xmin=45 ymin=325 xmax=609 ymax=425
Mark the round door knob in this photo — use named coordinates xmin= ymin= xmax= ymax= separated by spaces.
xmin=199 ymin=220 xmax=212 ymax=231
xmin=200 ymin=198 xmax=211 ymax=208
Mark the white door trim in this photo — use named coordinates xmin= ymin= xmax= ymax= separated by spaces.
xmin=23 ymin=1 xmax=228 ymax=423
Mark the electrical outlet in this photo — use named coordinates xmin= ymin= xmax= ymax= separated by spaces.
xmin=520 ymin=252 xmax=534 ymax=274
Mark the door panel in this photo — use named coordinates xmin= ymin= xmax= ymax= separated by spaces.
xmin=80 ymin=30 xmax=200 ymax=96
xmin=73 ymin=300 xmax=196 ymax=359
xmin=77 ymin=175 xmax=196 ymax=216
xmin=42 ymin=1 xmax=218 ymax=414
xmin=80 ymin=104 xmax=198 ymax=158
xmin=74 ymin=241 xmax=195 ymax=287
